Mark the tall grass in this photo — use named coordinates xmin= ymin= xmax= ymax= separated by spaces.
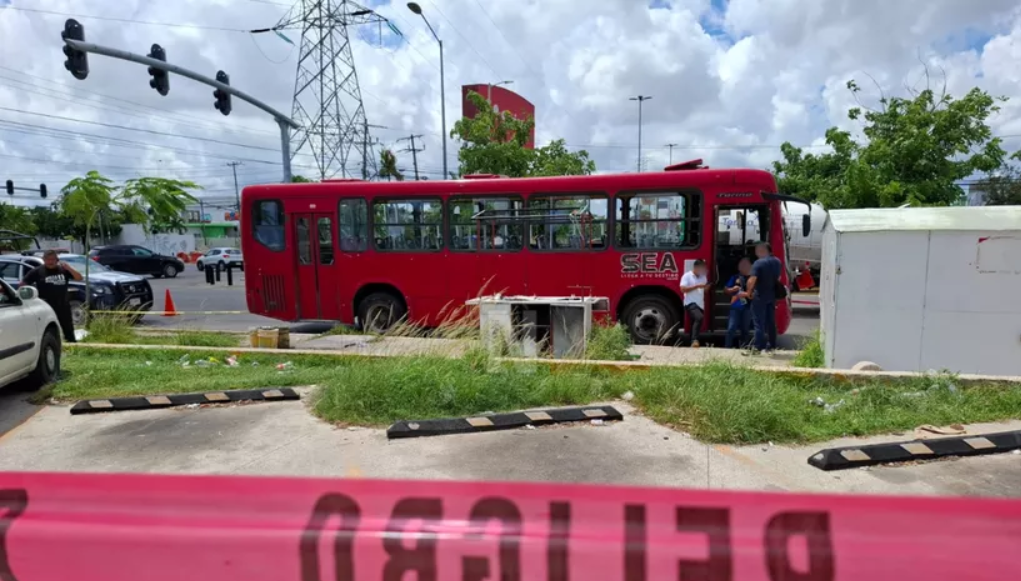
xmin=58 ymin=347 xmax=1021 ymax=445
xmin=83 ymin=314 xmax=239 ymax=348
xmin=792 ymin=330 xmax=824 ymax=368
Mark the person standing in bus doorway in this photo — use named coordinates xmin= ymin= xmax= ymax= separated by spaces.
xmin=724 ymin=257 xmax=753 ymax=349
xmin=679 ymin=259 xmax=710 ymax=348
xmin=20 ymin=250 xmax=83 ymax=343
xmin=746 ymin=242 xmax=782 ymax=353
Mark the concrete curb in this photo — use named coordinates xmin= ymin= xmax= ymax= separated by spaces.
xmin=807 ymin=429 xmax=1021 ymax=471
xmin=69 ymin=388 xmax=301 ymax=415
xmin=387 ymin=405 xmax=624 ymax=439
xmin=67 ymin=343 xmax=1021 ymax=385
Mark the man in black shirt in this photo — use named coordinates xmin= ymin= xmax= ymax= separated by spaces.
xmin=21 ymin=250 xmax=83 ymax=343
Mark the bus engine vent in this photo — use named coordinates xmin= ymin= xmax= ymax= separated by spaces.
xmin=261 ymin=274 xmax=287 ymax=313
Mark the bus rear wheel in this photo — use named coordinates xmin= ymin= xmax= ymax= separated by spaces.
xmin=621 ymin=295 xmax=680 ymax=345
xmin=357 ymin=292 xmax=406 ymax=334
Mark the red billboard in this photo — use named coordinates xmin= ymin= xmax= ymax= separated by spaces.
xmin=461 ymin=83 xmax=536 ymax=149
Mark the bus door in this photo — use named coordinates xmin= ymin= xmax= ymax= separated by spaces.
xmin=713 ymin=203 xmax=767 ymax=330
xmin=292 ymin=212 xmax=339 ymax=320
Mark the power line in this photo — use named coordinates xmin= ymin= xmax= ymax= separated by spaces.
xmin=0 ymin=66 xmax=281 ymax=139
xmin=0 ymin=106 xmax=302 ymax=155
xmin=0 ymin=6 xmax=283 ymax=33
xmin=0 ymin=120 xmax=288 ymax=166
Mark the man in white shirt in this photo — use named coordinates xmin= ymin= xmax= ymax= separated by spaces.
xmin=679 ymin=259 xmax=711 ymax=347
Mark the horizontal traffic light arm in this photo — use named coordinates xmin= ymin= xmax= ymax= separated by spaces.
xmin=60 ymin=37 xmax=298 ymax=129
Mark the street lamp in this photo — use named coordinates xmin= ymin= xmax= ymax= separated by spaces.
xmin=487 ymin=80 xmax=513 ymax=111
xmin=407 ymin=2 xmax=447 ymax=179
xmin=630 ymin=95 xmax=652 ymax=172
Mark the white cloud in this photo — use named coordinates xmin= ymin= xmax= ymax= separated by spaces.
xmin=1 ymin=0 xmax=1021 ymax=206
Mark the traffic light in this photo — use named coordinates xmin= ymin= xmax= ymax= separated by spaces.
xmin=147 ymin=44 xmax=169 ymax=96
xmin=5 ymin=180 xmax=12 ymax=196
xmin=40 ymin=184 xmax=48 ymax=199
xmin=61 ymin=19 xmax=89 ymax=80
xmin=213 ymin=70 xmax=231 ymax=116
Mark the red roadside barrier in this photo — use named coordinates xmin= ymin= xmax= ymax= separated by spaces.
xmin=1 ymin=472 xmax=1020 ymax=581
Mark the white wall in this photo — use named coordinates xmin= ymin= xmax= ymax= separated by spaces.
xmin=826 ymin=228 xmax=1021 ymax=375
xmin=116 ymin=224 xmax=194 ymax=254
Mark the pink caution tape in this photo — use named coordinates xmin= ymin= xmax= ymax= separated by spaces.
xmin=1 ymin=471 xmax=1020 ymax=581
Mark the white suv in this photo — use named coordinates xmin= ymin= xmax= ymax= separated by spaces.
xmin=0 ymin=281 xmax=61 ymax=392
xmin=196 ymin=247 xmax=244 ymax=272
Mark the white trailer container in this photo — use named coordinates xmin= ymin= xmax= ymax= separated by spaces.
xmin=820 ymin=206 xmax=1021 ymax=375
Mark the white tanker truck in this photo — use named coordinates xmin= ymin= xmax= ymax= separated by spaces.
xmin=717 ymin=202 xmax=827 ymax=290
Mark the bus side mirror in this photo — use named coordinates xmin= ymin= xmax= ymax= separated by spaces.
xmin=802 ymin=214 xmax=811 ymax=237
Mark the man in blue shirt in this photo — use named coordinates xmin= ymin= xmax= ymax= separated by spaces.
xmin=746 ymin=242 xmax=783 ymax=352
xmin=724 ymin=257 xmax=753 ymax=348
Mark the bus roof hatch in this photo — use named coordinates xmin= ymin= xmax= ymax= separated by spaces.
xmin=664 ymin=159 xmax=706 ymax=171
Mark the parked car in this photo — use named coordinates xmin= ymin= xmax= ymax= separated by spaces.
xmin=0 ymin=255 xmax=153 ymax=326
xmin=196 ymin=247 xmax=244 ymax=272
xmin=0 ymin=281 xmax=61 ymax=392
xmin=89 ymin=245 xmax=185 ymax=278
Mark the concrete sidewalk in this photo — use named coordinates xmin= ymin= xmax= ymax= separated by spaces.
xmin=1 ymin=395 xmax=1018 ymax=497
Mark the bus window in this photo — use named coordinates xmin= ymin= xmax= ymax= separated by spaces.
xmin=296 ymin=217 xmax=312 ymax=265
xmin=317 ymin=217 xmax=334 ymax=264
xmin=528 ymin=194 xmax=608 ymax=251
xmin=253 ymin=200 xmax=285 ymax=251
xmin=339 ymin=199 xmax=368 ymax=252
xmin=372 ymin=199 xmax=443 ymax=251
xmin=449 ymin=197 xmax=524 ymax=251
xmin=615 ymin=192 xmax=701 ymax=250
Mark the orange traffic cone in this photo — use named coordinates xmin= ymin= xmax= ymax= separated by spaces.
xmin=163 ymin=289 xmax=178 ymax=317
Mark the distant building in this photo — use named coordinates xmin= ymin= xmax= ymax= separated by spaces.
xmin=461 ymin=84 xmax=536 ymax=149
xmin=181 ymin=201 xmax=240 ymax=247
xmin=967 ymin=182 xmax=990 ymax=206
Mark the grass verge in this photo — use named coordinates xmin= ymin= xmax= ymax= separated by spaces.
xmin=792 ymin=330 xmax=824 ymax=368
xmin=83 ymin=315 xmax=240 ymax=348
xmin=58 ymin=346 xmax=1021 ymax=445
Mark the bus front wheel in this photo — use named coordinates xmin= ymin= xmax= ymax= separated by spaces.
xmin=621 ymin=295 xmax=679 ymax=345
xmin=358 ymin=292 xmax=406 ymax=334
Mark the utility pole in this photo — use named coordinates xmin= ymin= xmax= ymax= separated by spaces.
xmin=666 ymin=143 xmax=678 ymax=165
xmin=227 ymin=161 xmax=243 ymax=211
xmin=227 ymin=161 xmax=242 ymax=243
xmin=629 ymin=95 xmax=652 ymax=172
xmin=397 ymin=134 xmax=425 ymax=180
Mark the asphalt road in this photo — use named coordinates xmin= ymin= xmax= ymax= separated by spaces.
xmin=139 ymin=266 xmax=821 ymax=346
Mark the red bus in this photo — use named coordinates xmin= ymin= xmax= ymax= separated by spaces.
xmin=241 ymin=160 xmax=809 ymax=343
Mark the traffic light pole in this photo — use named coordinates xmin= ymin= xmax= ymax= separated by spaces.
xmin=60 ymin=36 xmax=298 ymax=182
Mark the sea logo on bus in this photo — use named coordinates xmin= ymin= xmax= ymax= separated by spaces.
xmin=621 ymin=252 xmax=679 ymax=279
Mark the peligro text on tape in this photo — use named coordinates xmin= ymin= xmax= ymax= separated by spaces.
xmin=1 ymin=472 xmax=1020 ymax=581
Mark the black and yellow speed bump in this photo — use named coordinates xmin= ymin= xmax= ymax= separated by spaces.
xmin=69 ymin=388 xmax=300 ymax=415
xmin=808 ymin=429 xmax=1021 ymax=471
xmin=387 ymin=405 xmax=623 ymax=439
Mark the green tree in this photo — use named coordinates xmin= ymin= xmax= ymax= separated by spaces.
xmin=60 ymin=170 xmax=118 ymax=297
xmin=773 ymin=79 xmax=1008 ymax=209
xmin=291 ymin=175 xmax=313 ymax=183
xmin=979 ymin=151 xmax=1021 ymax=206
xmin=379 ymin=149 xmax=404 ymax=181
xmin=0 ymin=205 xmax=37 ymax=250
xmin=120 ymin=177 xmax=201 ymax=234
xmin=451 ymin=91 xmax=595 ymax=178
